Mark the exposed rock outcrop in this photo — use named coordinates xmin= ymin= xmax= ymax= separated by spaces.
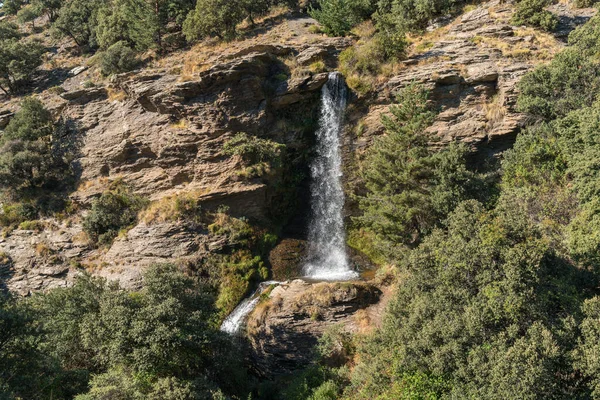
xmin=350 ymin=0 xmax=596 ymax=160
xmin=247 ymin=280 xmax=382 ymax=376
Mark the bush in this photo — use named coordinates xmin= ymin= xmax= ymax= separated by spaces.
xmin=0 ymin=203 xmax=39 ymax=227
xmin=95 ymin=0 xmax=157 ymax=51
xmin=223 ymin=132 xmax=285 ymax=178
xmin=511 ymin=0 xmax=558 ymax=32
xmin=98 ymin=41 xmax=140 ymax=76
xmin=517 ymin=48 xmax=600 ymax=119
xmin=82 ymin=184 xmax=147 ymax=246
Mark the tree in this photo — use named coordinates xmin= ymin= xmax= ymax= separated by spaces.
xmin=576 ymin=297 xmax=600 ymax=398
xmin=17 ymin=5 xmax=41 ymax=30
xmin=29 ymin=264 xmax=247 ymax=399
xmin=2 ymin=0 xmax=24 ymax=15
xmin=0 ymin=22 xmax=21 ymax=41
xmin=32 ymin=0 xmax=63 ymax=21
xmin=95 ymin=0 xmax=158 ymax=51
xmin=52 ymin=0 xmax=102 ymax=49
xmin=0 ymin=293 xmax=69 ymax=399
xmin=0 ymin=98 xmax=71 ymax=196
xmin=309 ymin=0 xmax=374 ymax=36
xmin=0 ymin=39 xmax=44 ymax=94
xmin=347 ymin=201 xmax=589 ymax=399
xmin=183 ymin=0 xmax=246 ymax=41
xmin=355 ymin=83 xmax=483 ymax=249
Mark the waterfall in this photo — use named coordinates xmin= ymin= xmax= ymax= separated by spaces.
xmin=220 ymin=281 xmax=279 ymax=335
xmin=304 ymin=72 xmax=357 ymax=281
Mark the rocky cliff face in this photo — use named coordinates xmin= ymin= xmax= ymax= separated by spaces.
xmin=1 ymin=30 xmax=352 ymax=294
xmin=0 ymin=0 xmax=596 ymax=376
xmin=346 ymin=0 xmax=595 ymax=161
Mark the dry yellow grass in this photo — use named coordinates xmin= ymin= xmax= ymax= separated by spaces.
xmin=107 ymin=87 xmax=128 ymax=102
xmin=139 ymin=189 xmax=208 ymax=225
xmin=484 ymin=95 xmax=506 ymax=129
xmin=170 ymin=119 xmax=189 ymax=129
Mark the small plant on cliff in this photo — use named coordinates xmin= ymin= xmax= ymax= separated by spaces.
xmin=83 ymin=182 xmax=147 ymax=246
xmin=223 ymin=133 xmax=285 ymax=179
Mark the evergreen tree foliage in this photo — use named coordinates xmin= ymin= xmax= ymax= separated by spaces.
xmin=16 ymin=5 xmax=41 ymax=30
xmin=0 ymin=98 xmax=71 ymax=195
xmin=0 ymin=22 xmax=20 ymax=41
xmin=309 ymin=0 xmax=375 ymax=36
xmin=517 ymin=15 xmax=600 ymax=119
xmin=95 ymin=0 xmax=158 ymax=51
xmin=52 ymin=0 xmax=102 ymax=49
xmin=183 ymin=0 xmax=247 ymax=41
xmin=511 ymin=0 xmax=558 ymax=32
xmin=356 ymin=83 xmax=483 ymax=249
xmin=1 ymin=0 xmax=24 ymax=15
xmin=0 ymin=39 xmax=44 ymax=94
xmin=13 ymin=264 xmax=247 ymax=399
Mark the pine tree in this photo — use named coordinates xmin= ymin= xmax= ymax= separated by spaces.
xmin=356 ymin=83 xmax=479 ymax=247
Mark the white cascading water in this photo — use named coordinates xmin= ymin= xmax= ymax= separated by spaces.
xmin=304 ymin=72 xmax=357 ymax=281
xmin=220 ymin=281 xmax=279 ymax=335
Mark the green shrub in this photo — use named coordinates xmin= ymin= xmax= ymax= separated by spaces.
xmin=223 ymin=133 xmax=285 ymax=178
xmin=517 ymin=48 xmax=600 ymax=119
xmin=82 ymin=184 xmax=147 ymax=246
xmin=511 ymin=0 xmax=558 ymax=32
xmin=309 ymin=0 xmax=375 ymax=36
xmin=98 ymin=41 xmax=140 ymax=76
xmin=183 ymin=0 xmax=246 ymax=41
xmin=0 ymin=203 xmax=38 ymax=227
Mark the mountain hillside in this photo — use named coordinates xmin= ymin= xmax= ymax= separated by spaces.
xmin=2 ymin=0 xmax=600 ymax=398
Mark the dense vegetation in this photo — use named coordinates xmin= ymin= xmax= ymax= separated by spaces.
xmin=0 ymin=264 xmax=248 ymax=399
xmin=293 ymin=13 xmax=600 ymax=400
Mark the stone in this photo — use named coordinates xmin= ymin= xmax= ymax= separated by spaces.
xmin=247 ymin=280 xmax=382 ymax=376
xmin=69 ymin=66 xmax=88 ymax=76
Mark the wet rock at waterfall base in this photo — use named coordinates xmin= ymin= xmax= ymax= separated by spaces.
xmin=269 ymin=239 xmax=307 ymax=280
xmin=246 ymin=279 xmax=381 ymax=377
